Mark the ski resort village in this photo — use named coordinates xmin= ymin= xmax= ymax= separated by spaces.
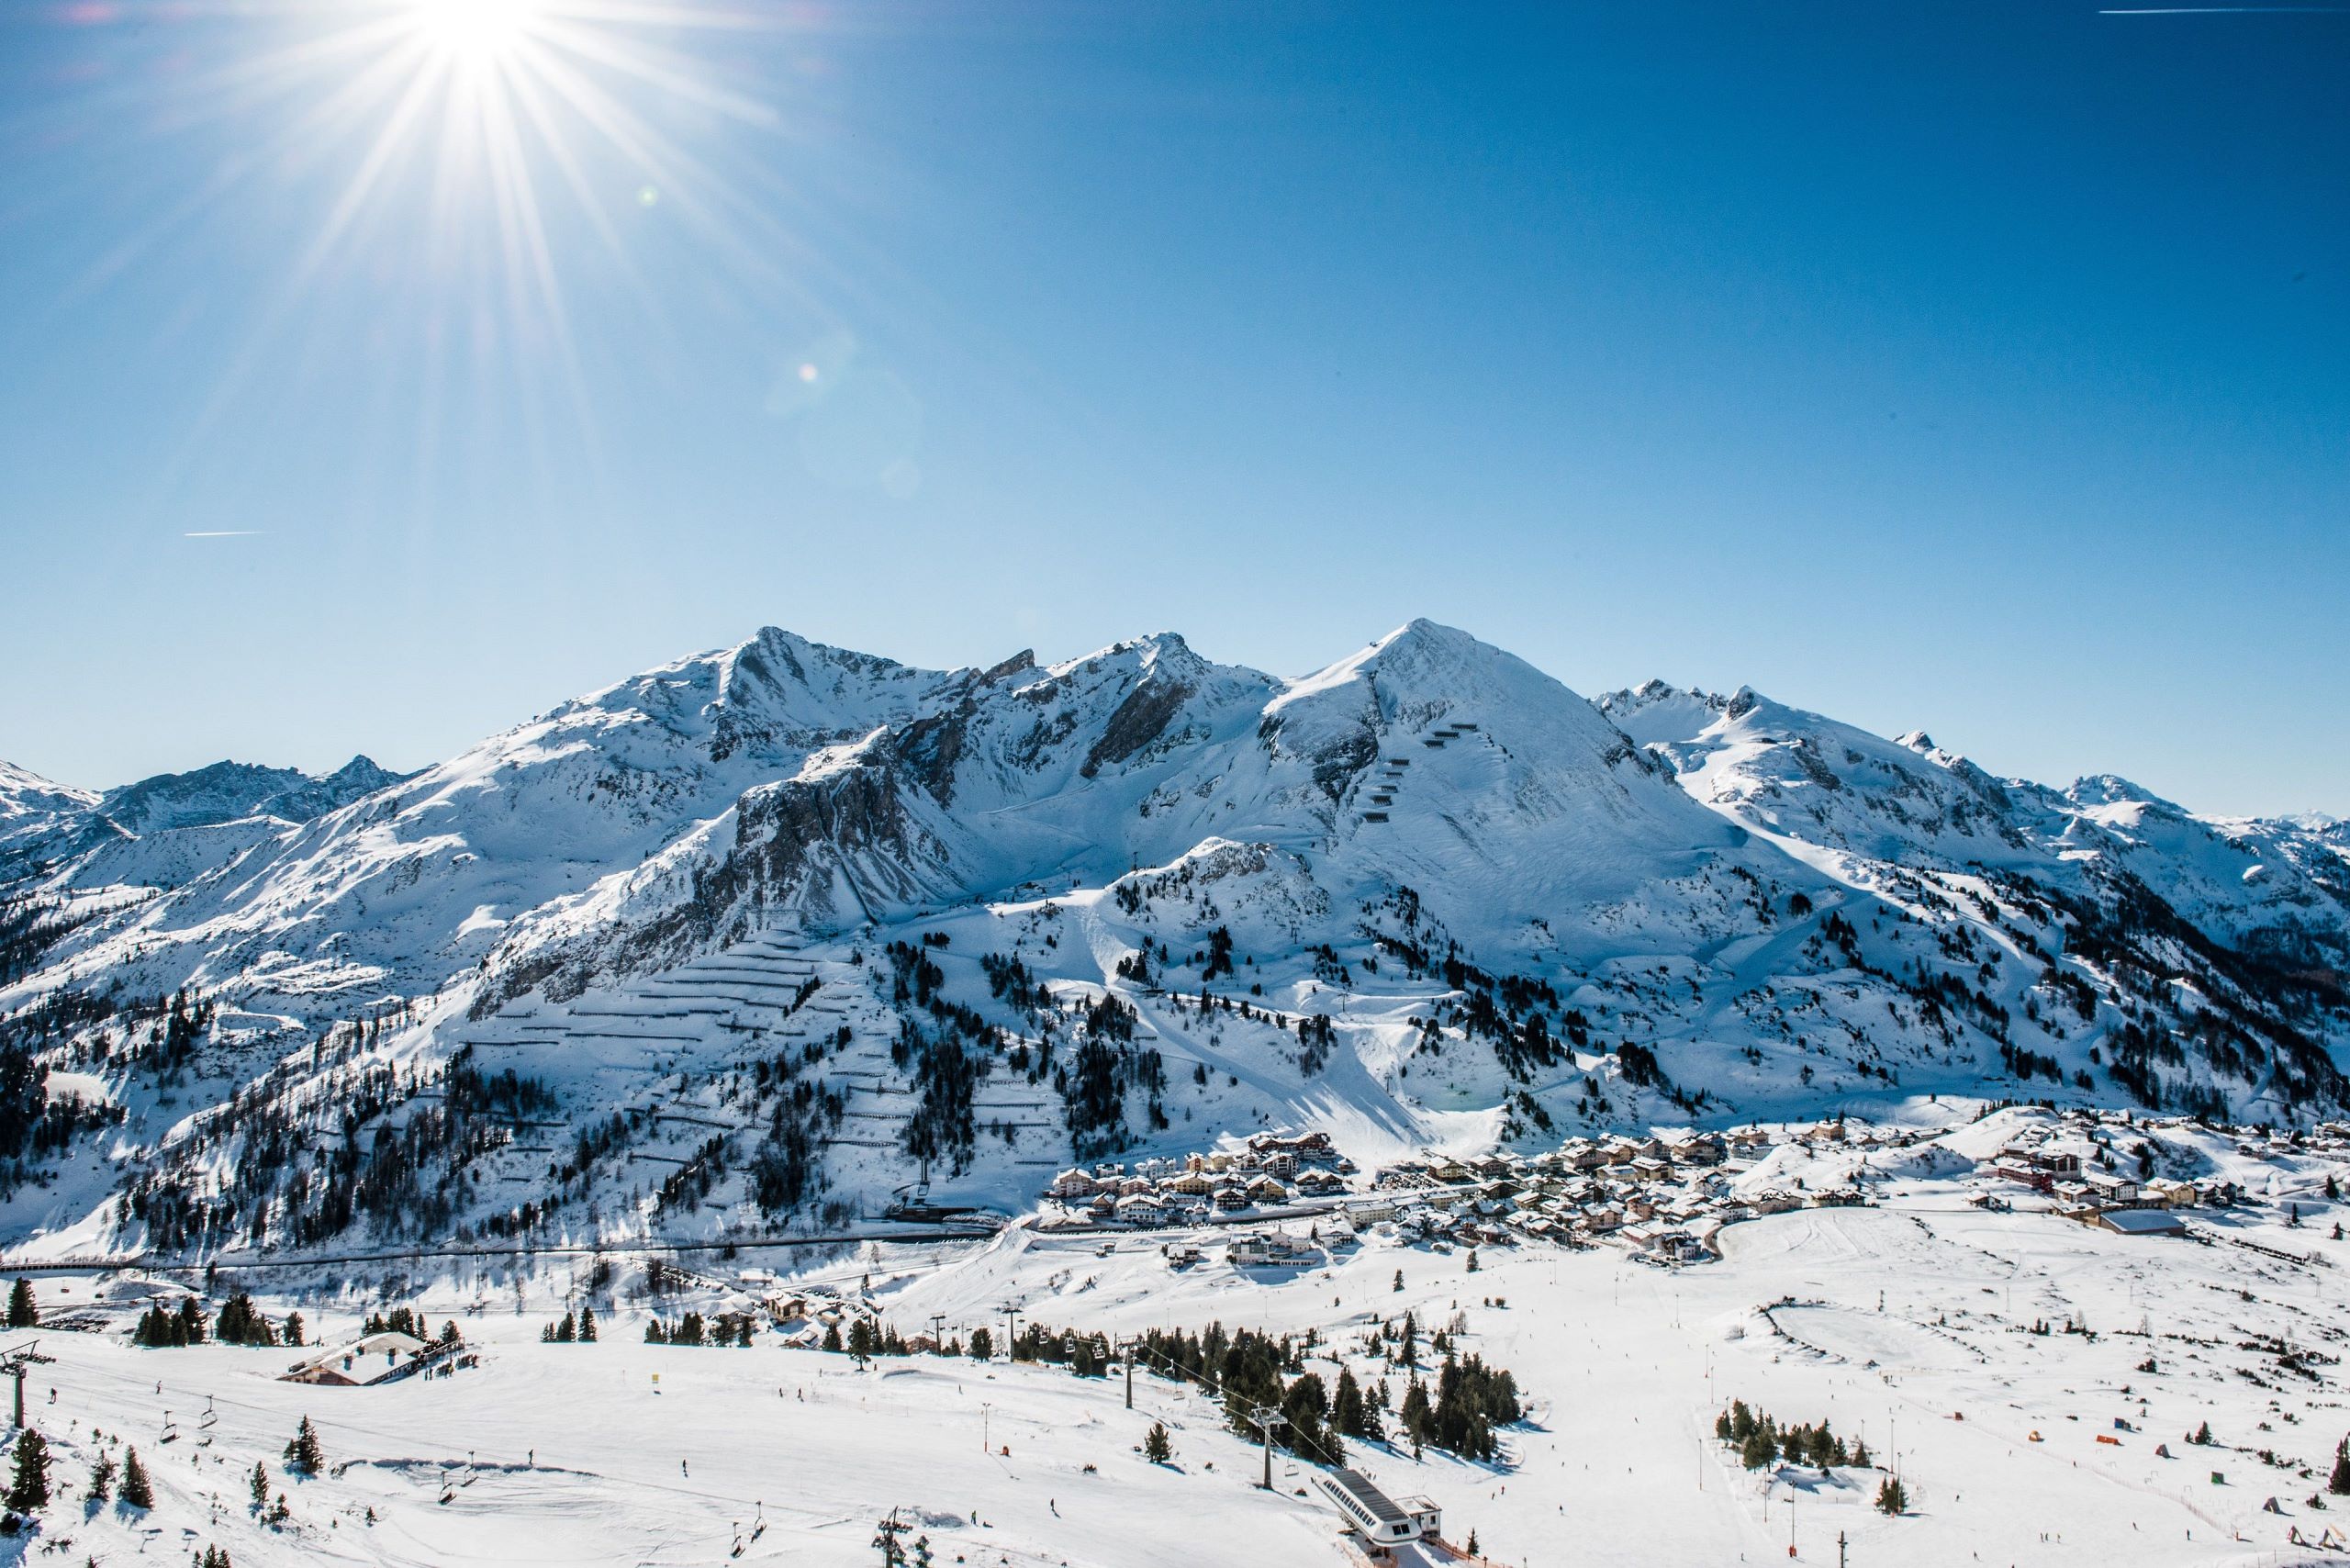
xmin=1 ymin=621 xmax=2346 ymax=1567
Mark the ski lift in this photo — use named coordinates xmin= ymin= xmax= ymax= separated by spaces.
xmin=160 ymin=1411 xmax=179 ymax=1444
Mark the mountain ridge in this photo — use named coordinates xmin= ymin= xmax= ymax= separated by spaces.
xmin=0 ymin=620 xmax=2343 ymax=1262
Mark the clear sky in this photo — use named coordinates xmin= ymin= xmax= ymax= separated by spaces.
xmin=0 ymin=1 xmax=2343 ymax=816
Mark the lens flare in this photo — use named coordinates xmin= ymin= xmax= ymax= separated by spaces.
xmin=408 ymin=0 xmax=541 ymax=67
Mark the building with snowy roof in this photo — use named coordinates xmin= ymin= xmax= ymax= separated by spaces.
xmin=1315 ymin=1467 xmax=1441 ymax=1546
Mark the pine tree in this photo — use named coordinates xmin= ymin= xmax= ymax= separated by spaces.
xmin=1399 ymin=1375 xmax=1433 ymax=1454
xmin=1465 ymin=1529 xmax=1480 ymax=1555
xmin=1333 ymin=1366 xmax=1372 ymax=1439
xmin=1145 ymin=1421 xmax=1172 ymax=1463
xmin=2329 ymin=1437 xmax=2349 ymax=1496
xmin=6 ymin=1428 xmax=50 ymax=1513
xmin=85 ymin=1450 xmax=114 ymax=1504
xmin=1874 ymin=1475 xmax=1908 ymax=1516
xmin=283 ymin=1312 xmax=304 ymax=1348
xmin=249 ymin=1462 xmax=269 ymax=1509
xmin=967 ymin=1326 xmax=991 ymax=1361
xmin=6 ymin=1279 xmax=35 ymax=1328
xmin=578 ymin=1304 xmax=598 ymax=1342
xmin=2194 ymin=1420 xmax=2214 ymax=1446
xmin=284 ymin=1417 xmax=323 ymax=1475
xmin=1465 ymin=1249 xmax=1479 ymax=1274
xmin=119 ymin=1448 xmax=154 ymax=1508
xmin=1393 ymin=1270 xmax=1404 ymax=1294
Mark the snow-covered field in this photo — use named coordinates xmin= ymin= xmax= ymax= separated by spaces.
xmin=8 ymin=1113 xmax=2347 ymax=1568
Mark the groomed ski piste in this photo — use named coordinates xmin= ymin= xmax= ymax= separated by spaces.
xmin=4 ymin=1104 xmax=2346 ymax=1568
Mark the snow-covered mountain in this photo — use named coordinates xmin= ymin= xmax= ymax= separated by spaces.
xmin=0 ymin=622 xmax=2342 ymax=1263
xmin=1599 ymin=678 xmax=2350 ymax=972
xmin=0 ymin=754 xmax=415 ymax=894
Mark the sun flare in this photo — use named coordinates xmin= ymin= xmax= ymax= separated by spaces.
xmin=406 ymin=0 xmax=543 ymax=68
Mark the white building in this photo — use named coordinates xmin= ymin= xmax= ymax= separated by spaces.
xmin=1315 ymin=1468 xmax=1442 ymax=1546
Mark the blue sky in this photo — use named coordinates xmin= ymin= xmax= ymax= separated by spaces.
xmin=0 ymin=1 xmax=2343 ymax=815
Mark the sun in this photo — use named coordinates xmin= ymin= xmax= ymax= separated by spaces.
xmin=406 ymin=0 xmax=544 ymax=69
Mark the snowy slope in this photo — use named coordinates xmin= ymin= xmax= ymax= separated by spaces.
xmin=9 ymin=1114 xmax=2349 ymax=1568
xmin=0 ymin=757 xmax=100 ymax=868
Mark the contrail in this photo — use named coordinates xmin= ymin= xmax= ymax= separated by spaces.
xmin=183 ymin=530 xmax=263 ymax=538
xmin=2099 ymin=6 xmax=2349 ymax=12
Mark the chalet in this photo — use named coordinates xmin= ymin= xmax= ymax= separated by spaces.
xmin=2004 ymin=1144 xmax=2083 ymax=1177
xmin=1230 ymin=1230 xmax=1319 ymax=1266
xmin=1246 ymin=1175 xmax=1292 ymax=1205
xmin=1213 ymin=1185 xmax=1250 ymax=1212
xmin=1115 ymin=1193 xmax=1168 ymax=1226
xmin=1651 ymin=1230 xmax=1708 ymax=1263
xmin=1251 ymin=1131 xmax=1337 ymax=1160
xmin=2081 ymin=1170 xmax=2141 ymax=1204
xmin=1049 ymin=1169 xmax=1097 ymax=1199
xmin=1680 ymin=1135 xmax=1729 ymax=1166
